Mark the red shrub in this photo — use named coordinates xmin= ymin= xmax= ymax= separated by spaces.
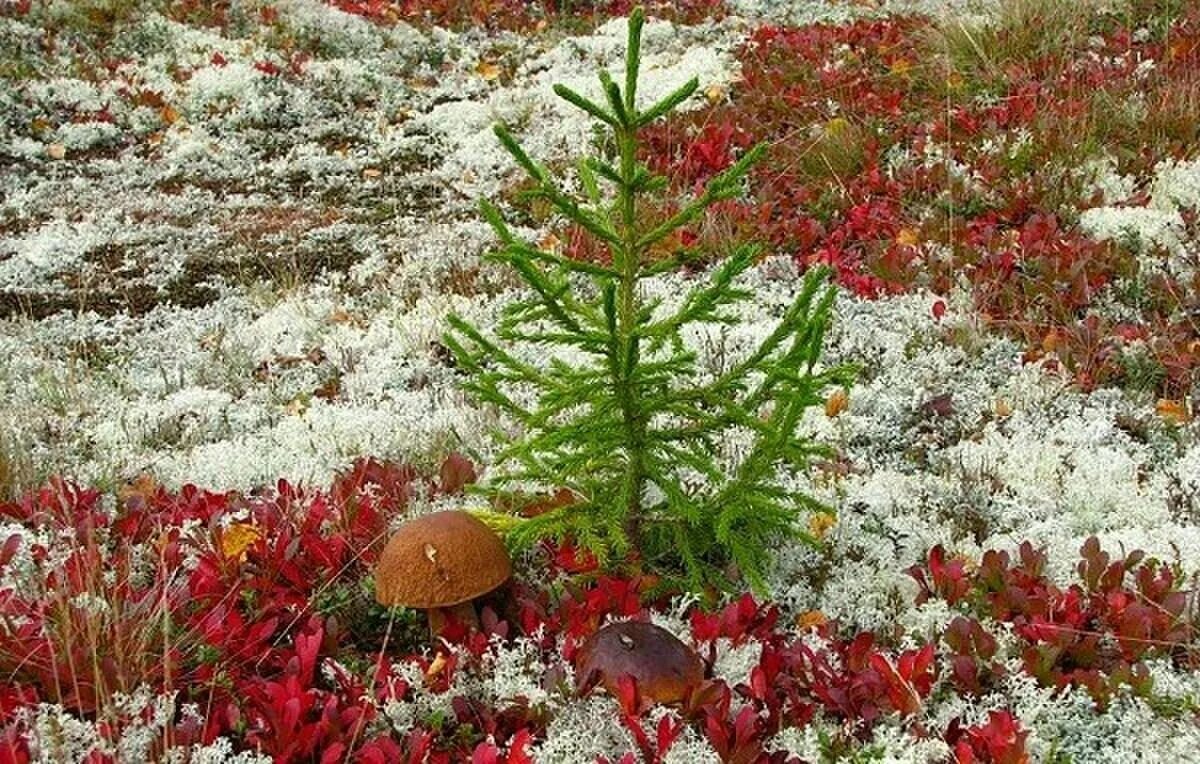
xmin=912 ymin=538 xmax=1195 ymax=707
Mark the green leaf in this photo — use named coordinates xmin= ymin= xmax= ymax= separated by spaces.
xmin=493 ymin=124 xmax=546 ymax=181
xmin=578 ymin=159 xmax=601 ymax=202
xmin=538 ymin=185 xmax=624 ymax=248
xmin=635 ymin=77 xmax=698 ymax=126
xmin=586 ymin=157 xmax=624 ymax=186
xmin=625 ymin=7 xmax=645 ymax=112
xmin=513 ymin=242 xmax=620 ymax=279
xmin=553 ymin=83 xmax=617 ymax=126
xmin=478 ymin=199 xmax=514 ymax=243
xmin=599 ymin=70 xmax=630 ymax=127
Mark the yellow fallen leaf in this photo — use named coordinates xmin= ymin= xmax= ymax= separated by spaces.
xmin=808 ymin=512 xmax=836 ymax=540
xmin=219 ymin=523 xmax=261 ymax=562
xmin=1156 ymin=399 xmax=1191 ymax=425
xmin=154 ymin=529 xmax=173 ymax=554
xmin=466 ymin=507 xmax=522 ymax=534
xmin=475 ymin=61 xmax=501 ymax=81
xmin=796 ymin=610 xmax=827 ymax=630
xmin=424 ymin=652 xmax=449 ymax=682
xmin=118 ymin=474 xmax=160 ymax=507
xmin=704 ymin=84 xmax=726 ymax=104
xmin=825 ymin=388 xmax=849 ymax=417
xmin=896 ymin=228 xmax=920 ymax=247
xmin=46 ymin=143 xmax=66 ymax=160
xmin=993 ymin=398 xmax=1013 ymax=418
xmin=1041 ymin=330 xmax=1062 ymax=353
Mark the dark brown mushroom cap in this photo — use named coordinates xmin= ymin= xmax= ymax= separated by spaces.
xmin=574 ymin=621 xmax=705 ymax=705
xmin=374 ymin=510 xmax=512 ymax=608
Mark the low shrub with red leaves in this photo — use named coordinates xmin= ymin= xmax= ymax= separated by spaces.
xmin=639 ymin=10 xmax=1200 ymax=396
xmin=6 ymin=469 xmax=1187 ymax=763
xmin=911 ymin=537 xmax=1197 ymax=709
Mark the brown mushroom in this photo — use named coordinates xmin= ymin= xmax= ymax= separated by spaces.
xmin=374 ymin=510 xmax=512 ymax=639
xmin=574 ymin=621 xmax=705 ymax=705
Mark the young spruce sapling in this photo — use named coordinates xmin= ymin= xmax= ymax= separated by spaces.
xmin=444 ymin=7 xmax=855 ymax=593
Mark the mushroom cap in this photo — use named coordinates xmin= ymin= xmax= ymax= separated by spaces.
xmin=575 ymin=621 xmax=705 ymax=705
xmin=374 ymin=510 xmax=512 ymax=608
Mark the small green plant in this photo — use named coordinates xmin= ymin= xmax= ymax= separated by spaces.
xmin=444 ymin=7 xmax=854 ymax=593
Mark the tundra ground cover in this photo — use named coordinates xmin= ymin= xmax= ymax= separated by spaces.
xmin=638 ymin=0 xmax=1200 ymax=396
xmin=1 ymin=0 xmax=1199 ymax=761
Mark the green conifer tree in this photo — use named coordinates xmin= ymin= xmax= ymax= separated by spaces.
xmin=444 ymin=7 xmax=855 ymax=593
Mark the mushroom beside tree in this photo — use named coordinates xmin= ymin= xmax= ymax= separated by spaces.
xmin=575 ymin=620 xmax=705 ymax=706
xmin=374 ymin=510 xmax=512 ymax=639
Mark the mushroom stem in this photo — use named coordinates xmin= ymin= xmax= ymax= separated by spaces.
xmin=428 ymin=601 xmax=480 ymax=640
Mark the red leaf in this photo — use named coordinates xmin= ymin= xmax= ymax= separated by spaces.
xmin=506 ymin=729 xmax=534 ymax=764
xmin=615 ymin=675 xmax=642 ymax=716
xmin=438 ymin=452 xmax=478 ymax=494
xmin=471 ymin=743 xmax=500 ymax=764
xmin=656 ymin=714 xmax=683 ymax=755
xmin=0 ymin=534 xmax=20 ymax=569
